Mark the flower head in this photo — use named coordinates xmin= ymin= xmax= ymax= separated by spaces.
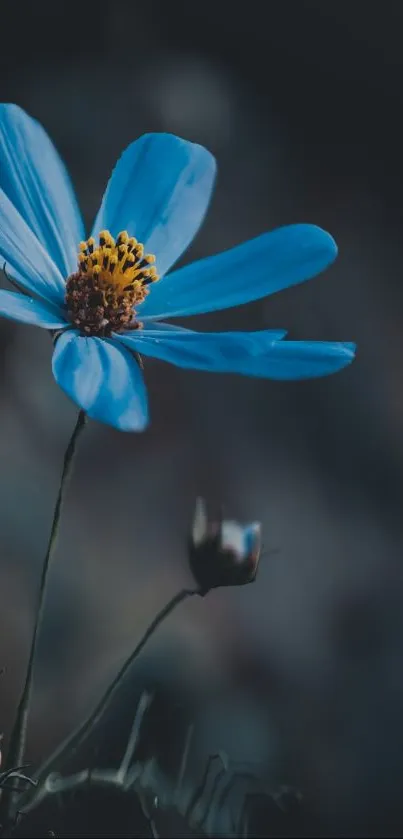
xmin=0 ymin=105 xmax=356 ymax=431
xmin=188 ymin=497 xmax=261 ymax=594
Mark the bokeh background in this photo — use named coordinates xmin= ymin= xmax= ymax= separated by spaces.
xmin=1 ymin=1 xmax=403 ymax=836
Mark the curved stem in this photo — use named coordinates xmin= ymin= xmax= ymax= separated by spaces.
xmin=20 ymin=587 xmax=200 ymax=815
xmin=1 ymin=410 xmax=86 ymax=822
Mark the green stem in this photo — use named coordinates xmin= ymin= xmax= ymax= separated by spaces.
xmin=22 ymin=587 xmax=200 ymax=811
xmin=1 ymin=410 xmax=86 ymax=821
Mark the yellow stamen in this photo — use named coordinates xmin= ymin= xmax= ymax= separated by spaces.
xmin=75 ymin=230 xmax=160 ymax=292
xmin=134 ymin=243 xmax=144 ymax=259
xmin=116 ymin=231 xmax=129 ymax=246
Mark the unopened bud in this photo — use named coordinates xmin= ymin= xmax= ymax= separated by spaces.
xmin=188 ymin=498 xmax=261 ymax=595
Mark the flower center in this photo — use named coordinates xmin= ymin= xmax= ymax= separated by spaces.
xmin=65 ymin=230 xmax=159 ymax=337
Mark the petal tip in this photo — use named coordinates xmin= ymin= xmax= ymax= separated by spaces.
xmin=52 ymin=332 xmax=150 ymax=433
xmin=294 ymin=224 xmax=338 ymax=261
xmin=116 ymin=411 xmax=149 ymax=433
xmin=144 ymin=131 xmax=217 ymax=179
xmin=342 ymin=341 xmax=357 ymax=361
xmin=0 ymin=102 xmax=21 ymax=114
xmin=0 ymin=103 xmax=40 ymax=129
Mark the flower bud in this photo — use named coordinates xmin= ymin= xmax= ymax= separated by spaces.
xmin=188 ymin=497 xmax=261 ymax=594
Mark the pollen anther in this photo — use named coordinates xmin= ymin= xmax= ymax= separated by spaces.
xmin=65 ymin=229 xmax=160 ymax=337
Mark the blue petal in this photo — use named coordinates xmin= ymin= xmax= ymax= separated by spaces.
xmin=244 ymin=523 xmax=261 ymax=557
xmin=242 ymin=340 xmax=356 ymax=379
xmin=92 ymin=133 xmax=216 ymax=278
xmin=0 ymin=289 xmax=68 ymax=328
xmin=139 ymin=224 xmax=338 ymax=320
xmin=116 ymin=328 xmax=355 ymax=379
xmin=115 ymin=327 xmax=288 ymax=371
xmin=0 ymin=188 xmax=67 ymax=305
xmin=0 ymin=104 xmax=85 ymax=277
xmin=139 ymin=321 xmax=190 ymax=332
xmin=52 ymin=331 xmax=148 ymax=431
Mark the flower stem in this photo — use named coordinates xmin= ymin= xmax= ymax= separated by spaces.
xmin=1 ymin=409 xmax=86 ymax=821
xmin=20 ymin=587 xmax=200 ymax=814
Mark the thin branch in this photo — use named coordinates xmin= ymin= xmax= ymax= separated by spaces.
xmin=174 ymin=723 xmax=194 ymax=805
xmin=184 ymin=752 xmax=227 ymax=824
xmin=198 ymin=766 xmax=227 ymax=831
xmin=0 ymin=767 xmax=36 ymax=788
xmin=117 ymin=692 xmax=152 ymax=783
xmin=137 ymin=786 xmax=160 ymax=839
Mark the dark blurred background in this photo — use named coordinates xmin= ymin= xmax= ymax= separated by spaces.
xmin=1 ymin=1 xmax=403 ymax=836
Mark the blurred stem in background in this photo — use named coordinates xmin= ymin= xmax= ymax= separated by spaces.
xmin=0 ymin=409 xmax=87 ymax=826
xmin=17 ymin=586 xmax=201 ymax=819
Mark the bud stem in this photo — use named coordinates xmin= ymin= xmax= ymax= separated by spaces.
xmin=16 ymin=587 xmax=201 ymax=818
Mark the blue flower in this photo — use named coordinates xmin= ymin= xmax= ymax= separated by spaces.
xmin=0 ymin=105 xmax=355 ymax=432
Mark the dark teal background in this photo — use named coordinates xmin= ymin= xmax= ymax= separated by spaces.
xmin=0 ymin=2 xmax=402 ymax=836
